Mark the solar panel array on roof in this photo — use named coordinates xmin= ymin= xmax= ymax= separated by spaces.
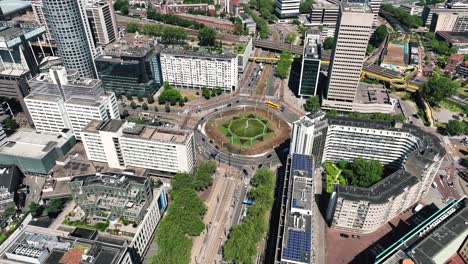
xmin=292 ymin=198 xmax=305 ymax=209
xmin=291 ymin=154 xmax=313 ymax=175
xmin=282 ymin=230 xmax=312 ymax=262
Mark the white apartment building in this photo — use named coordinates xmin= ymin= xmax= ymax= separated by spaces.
xmin=322 ymin=118 xmax=445 ymax=233
xmin=160 ymin=48 xmax=238 ymax=91
xmin=81 ymin=119 xmax=195 ymax=173
xmin=131 ymin=187 xmax=167 ymax=257
xmin=322 ymin=120 xmax=419 ymax=167
xmin=290 ymin=111 xmax=328 ymax=163
xmin=25 ymin=67 xmax=119 ymax=139
xmin=323 ymin=3 xmax=374 ymax=111
xmin=275 ymin=0 xmax=300 ymax=18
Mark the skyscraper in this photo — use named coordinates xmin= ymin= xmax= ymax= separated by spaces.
xmin=298 ymin=33 xmax=321 ymax=97
xmin=42 ymin=0 xmax=98 ymax=78
xmin=322 ymin=3 xmax=374 ymax=111
xmin=85 ymin=0 xmax=119 ymax=46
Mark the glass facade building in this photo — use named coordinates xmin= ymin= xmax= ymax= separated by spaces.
xmin=299 ymin=34 xmax=321 ymax=97
xmin=96 ymin=48 xmax=163 ymax=96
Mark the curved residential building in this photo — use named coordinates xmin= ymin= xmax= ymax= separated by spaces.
xmin=323 ymin=118 xmax=445 ymax=233
xmin=43 ymin=0 xmax=98 ymax=78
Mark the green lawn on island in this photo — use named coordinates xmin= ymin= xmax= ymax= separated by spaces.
xmin=218 ymin=113 xmax=271 ymax=146
xmin=230 ymin=119 xmax=265 ymax=138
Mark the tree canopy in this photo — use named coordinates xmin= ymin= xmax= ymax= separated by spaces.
xmin=125 ymin=22 xmax=140 ymax=33
xmin=285 ymin=32 xmax=296 ymax=43
xmin=421 ymin=73 xmax=460 ymax=104
xmin=241 ymin=4 xmax=269 ymax=39
xmin=151 ymin=162 xmax=217 ymax=264
xmin=305 ymin=96 xmax=321 ymax=112
xmin=275 ymin=51 xmax=293 ymax=79
xmin=446 ymin=120 xmax=467 ymax=135
xmin=300 ymin=0 xmax=315 ymax=14
xmin=381 ymin=4 xmax=423 ymax=28
xmin=147 ymin=8 xmax=204 ymax=30
xmin=323 ymin=37 xmax=334 ymax=50
xmin=340 ymin=158 xmax=383 ymax=188
xmin=223 ymin=169 xmax=275 ymax=263
xmin=198 ymin=27 xmax=217 ymax=46
xmin=370 ymin=25 xmax=388 ymax=48
xmin=114 ymin=0 xmax=129 ymax=15
xmin=158 ymin=82 xmax=183 ymax=105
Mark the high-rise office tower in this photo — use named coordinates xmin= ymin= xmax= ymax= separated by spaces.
xmin=275 ymin=0 xmax=300 ymax=18
xmin=322 ymin=3 xmax=374 ymax=111
xmin=298 ymin=33 xmax=321 ymax=97
xmin=42 ymin=0 xmax=99 ymax=78
xmin=85 ymin=0 xmax=119 ymax=46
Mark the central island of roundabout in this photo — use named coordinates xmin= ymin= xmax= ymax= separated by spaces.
xmin=203 ymin=105 xmax=291 ymax=156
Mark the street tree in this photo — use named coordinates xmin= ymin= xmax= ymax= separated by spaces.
xmin=421 ymin=73 xmax=460 ymax=104
xmin=446 ymin=120 xmax=467 ymax=135
xmin=305 ymin=96 xmax=321 ymax=112
xmin=198 ymin=27 xmax=217 ymax=46
xmin=323 ymin=37 xmax=334 ymax=50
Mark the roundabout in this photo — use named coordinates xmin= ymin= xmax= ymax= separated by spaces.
xmin=203 ymin=106 xmax=290 ymax=156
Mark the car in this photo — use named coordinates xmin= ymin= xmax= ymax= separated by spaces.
xmin=215 ymin=145 xmax=219 ymax=149
xmin=214 ymin=108 xmax=218 ymax=112
xmin=448 ymin=181 xmax=454 ymax=188
xmin=352 ymin=235 xmax=360 ymax=239
xmin=432 ymin=182 xmax=438 ymax=188
xmin=209 ymin=140 xmax=213 ymax=143
xmin=202 ymin=138 xmax=206 ymax=142
xmin=227 ymin=103 xmax=232 ymax=107
xmin=236 ymin=100 xmax=240 ymax=103
xmin=266 ymin=154 xmax=272 ymax=158
xmin=242 ymin=169 xmax=249 ymax=176
xmin=340 ymin=233 xmax=349 ymax=238
xmin=258 ymin=164 xmax=263 ymax=169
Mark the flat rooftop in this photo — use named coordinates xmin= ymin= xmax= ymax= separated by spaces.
xmin=70 ymin=173 xmax=147 ymax=188
xmin=354 ymin=83 xmax=392 ymax=105
xmin=408 ymin=203 xmax=468 ymax=263
xmin=162 ymin=46 xmax=237 ymax=60
xmin=0 ymin=129 xmax=71 ymax=159
xmin=121 ymin=122 xmax=191 ymax=144
xmin=0 ymin=225 xmax=128 ymax=264
xmin=341 ymin=2 xmax=373 ymax=13
xmin=0 ymin=0 xmax=31 ymax=16
xmin=437 ymin=31 xmax=468 ymax=44
xmin=281 ymin=154 xmax=314 ymax=264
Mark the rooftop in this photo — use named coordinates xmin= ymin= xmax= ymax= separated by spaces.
xmin=83 ymin=120 xmax=191 ymax=144
xmin=0 ymin=24 xmax=46 ymax=45
xmin=0 ymin=0 xmax=31 ymax=16
xmin=0 ymin=129 xmax=73 ymax=159
xmin=1 ymin=226 xmax=130 ymax=264
xmin=281 ymin=155 xmax=314 ymax=264
xmin=437 ymin=31 xmax=468 ymax=44
xmin=28 ymin=67 xmax=106 ymax=102
xmin=162 ymin=46 xmax=237 ymax=60
xmin=70 ymin=173 xmax=147 ymax=188
xmin=354 ymin=83 xmax=392 ymax=105
xmin=340 ymin=2 xmax=373 ymax=13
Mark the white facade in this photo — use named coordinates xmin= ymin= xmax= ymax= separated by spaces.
xmin=130 ymin=188 xmax=167 ymax=257
xmin=160 ymin=51 xmax=238 ymax=91
xmin=25 ymin=67 xmax=119 ymax=139
xmin=275 ymin=0 xmax=300 ymax=18
xmin=322 ymin=123 xmax=419 ymax=166
xmin=400 ymin=4 xmax=423 ymax=16
xmin=81 ymin=120 xmax=195 ymax=173
xmin=431 ymin=13 xmax=459 ymax=32
xmin=323 ymin=3 xmax=374 ymax=111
